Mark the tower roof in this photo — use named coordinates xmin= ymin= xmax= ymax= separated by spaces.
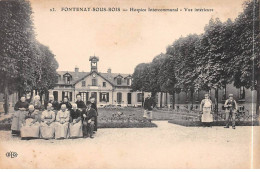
xmin=89 ymin=55 xmax=99 ymax=61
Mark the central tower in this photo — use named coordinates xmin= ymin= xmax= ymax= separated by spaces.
xmin=89 ymin=55 xmax=99 ymax=72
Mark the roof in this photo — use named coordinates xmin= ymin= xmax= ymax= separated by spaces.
xmin=56 ymin=71 xmax=132 ymax=87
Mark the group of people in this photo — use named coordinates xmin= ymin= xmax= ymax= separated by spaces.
xmin=11 ymin=94 xmax=98 ymax=139
xmin=200 ymin=93 xmax=238 ymax=129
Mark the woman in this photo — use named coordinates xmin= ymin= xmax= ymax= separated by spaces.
xmin=11 ymin=96 xmax=29 ymax=136
xmin=31 ymin=95 xmax=44 ymax=111
xmin=20 ymin=105 xmax=40 ymax=139
xmin=40 ymin=103 xmax=56 ymax=139
xmin=54 ymin=104 xmax=70 ymax=139
xmin=69 ymin=104 xmax=83 ymax=138
xmin=200 ymin=94 xmax=213 ymax=127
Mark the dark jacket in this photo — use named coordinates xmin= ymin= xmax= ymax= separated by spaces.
xmin=82 ymin=108 xmax=97 ymax=121
xmin=76 ymin=100 xmax=86 ymax=109
xmin=144 ymin=97 xmax=155 ymax=111
xmin=45 ymin=100 xmax=59 ymax=110
xmin=70 ymin=109 xmax=82 ymax=123
xmin=14 ymin=101 xmax=29 ymax=111
xmin=59 ymin=101 xmax=72 ymax=110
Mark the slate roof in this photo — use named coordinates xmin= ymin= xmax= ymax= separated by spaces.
xmin=56 ymin=71 xmax=132 ymax=87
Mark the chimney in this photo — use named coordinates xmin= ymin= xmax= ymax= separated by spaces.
xmin=75 ymin=66 xmax=79 ymax=79
xmin=75 ymin=66 xmax=79 ymax=73
xmin=107 ymin=68 xmax=111 ymax=74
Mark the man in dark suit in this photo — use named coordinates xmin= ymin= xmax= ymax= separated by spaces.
xmin=75 ymin=94 xmax=86 ymax=111
xmin=90 ymin=97 xmax=98 ymax=132
xmin=82 ymin=101 xmax=97 ymax=138
xmin=143 ymin=93 xmax=156 ymax=123
xmin=59 ymin=97 xmax=72 ymax=110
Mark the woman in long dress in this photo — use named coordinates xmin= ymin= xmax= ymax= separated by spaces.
xmin=11 ymin=96 xmax=29 ymax=136
xmin=69 ymin=104 xmax=83 ymax=138
xmin=200 ymin=94 xmax=213 ymax=127
xmin=40 ymin=103 xmax=56 ymax=139
xmin=54 ymin=104 xmax=70 ymax=139
xmin=20 ymin=105 xmax=40 ymax=139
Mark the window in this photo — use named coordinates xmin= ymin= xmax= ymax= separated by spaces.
xmin=195 ymin=90 xmax=199 ymax=102
xmin=62 ymin=91 xmax=72 ymax=101
xmin=100 ymin=92 xmax=109 ymax=102
xmin=117 ymin=92 xmax=122 ymax=103
xmin=239 ymin=86 xmax=245 ymax=99
xmin=64 ymin=73 xmax=72 ymax=84
xmin=103 ymin=82 xmax=106 ymax=87
xmin=79 ymin=92 xmax=88 ymax=102
xmin=117 ymin=78 xmax=122 ymax=85
xmin=92 ymin=79 xmax=97 ymax=86
xmin=53 ymin=91 xmax=58 ymax=101
xmin=82 ymin=81 xmax=86 ymax=87
xmin=127 ymin=78 xmax=131 ymax=85
xmin=137 ymin=93 xmax=143 ymax=102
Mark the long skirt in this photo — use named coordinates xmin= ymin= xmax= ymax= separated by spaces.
xmin=20 ymin=119 xmax=40 ymax=138
xmin=54 ymin=122 xmax=69 ymax=139
xmin=69 ymin=122 xmax=83 ymax=138
xmin=40 ymin=122 xmax=55 ymax=139
xmin=202 ymin=107 xmax=213 ymax=123
xmin=11 ymin=111 xmax=27 ymax=133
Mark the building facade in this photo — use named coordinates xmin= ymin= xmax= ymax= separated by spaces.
xmin=49 ymin=56 xmax=148 ymax=107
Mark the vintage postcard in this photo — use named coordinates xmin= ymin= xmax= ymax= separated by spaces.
xmin=0 ymin=0 xmax=259 ymax=169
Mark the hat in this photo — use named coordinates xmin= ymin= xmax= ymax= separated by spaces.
xmin=229 ymin=94 xmax=233 ymax=97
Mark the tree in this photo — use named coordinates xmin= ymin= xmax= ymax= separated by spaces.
xmin=0 ymin=0 xmax=37 ymax=114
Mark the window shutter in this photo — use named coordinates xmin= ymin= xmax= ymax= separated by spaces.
xmin=107 ymin=93 xmax=109 ymax=102
xmin=70 ymin=92 xmax=72 ymax=101
xmin=62 ymin=92 xmax=65 ymax=101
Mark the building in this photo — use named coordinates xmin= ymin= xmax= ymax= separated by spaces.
xmin=49 ymin=56 xmax=148 ymax=107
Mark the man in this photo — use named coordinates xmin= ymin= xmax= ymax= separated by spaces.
xmin=45 ymin=95 xmax=59 ymax=110
xmin=59 ymin=97 xmax=72 ymax=110
xmin=143 ymin=93 xmax=155 ymax=123
xmin=90 ymin=97 xmax=98 ymax=132
xmin=26 ymin=93 xmax=31 ymax=104
xmin=224 ymin=94 xmax=238 ymax=129
xmin=82 ymin=101 xmax=97 ymax=138
xmin=75 ymin=94 xmax=86 ymax=111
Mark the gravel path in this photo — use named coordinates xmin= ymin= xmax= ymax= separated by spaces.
xmin=0 ymin=121 xmax=258 ymax=169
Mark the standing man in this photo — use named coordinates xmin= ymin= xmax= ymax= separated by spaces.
xmin=45 ymin=95 xmax=59 ymax=111
xmin=59 ymin=97 xmax=72 ymax=110
xmin=224 ymin=94 xmax=238 ymax=129
xmin=90 ymin=97 xmax=98 ymax=132
xmin=143 ymin=93 xmax=156 ymax=123
xmin=75 ymin=94 xmax=86 ymax=111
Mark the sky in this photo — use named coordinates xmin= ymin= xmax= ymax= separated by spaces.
xmin=30 ymin=0 xmax=247 ymax=74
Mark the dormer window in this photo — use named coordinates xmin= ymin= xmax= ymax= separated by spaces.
xmin=63 ymin=73 xmax=72 ymax=84
xmin=117 ymin=78 xmax=122 ymax=85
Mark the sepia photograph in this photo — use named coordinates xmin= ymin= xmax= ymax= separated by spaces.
xmin=0 ymin=0 xmax=259 ymax=169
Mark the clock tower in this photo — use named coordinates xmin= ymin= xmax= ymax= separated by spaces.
xmin=89 ymin=55 xmax=99 ymax=72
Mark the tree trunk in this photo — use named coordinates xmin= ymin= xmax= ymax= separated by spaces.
xmin=3 ymin=77 xmax=9 ymax=115
xmin=256 ymin=71 xmax=260 ymax=116
xmin=160 ymin=92 xmax=163 ymax=108
xmin=172 ymin=91 xmax=175 ymax=110
xmin=190 ymin=89 xmax=194 ymax=110
xmin=215 ymin=88 xmax=219 ymax=113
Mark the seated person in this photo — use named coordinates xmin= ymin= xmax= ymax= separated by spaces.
xmin=82 ymin=101 xmax=97 ymax=139
xmin=69 ymin=104 xmax=83 ymax=138
xmin=54 ymin=104 xmax=70 ymax=139
xmin=40 ymin=103 xmax=56 ymax=139
xmin=20 ymin=105 xmax=40 ymax=139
